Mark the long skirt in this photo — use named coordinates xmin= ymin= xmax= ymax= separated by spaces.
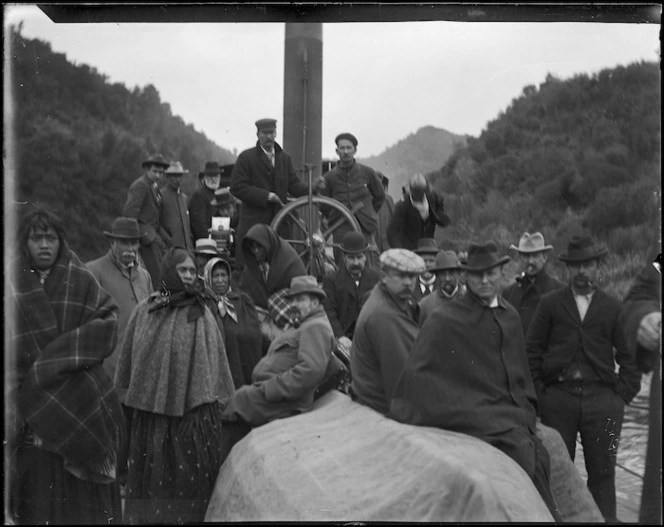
xmin=122 ymin=402 xmax=226 ymax=525
xmin=9 ymin=444 xmax=122 ymax=525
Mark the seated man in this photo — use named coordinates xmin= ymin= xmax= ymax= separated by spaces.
xmin=418 ymin=250 xmax=464 ymax=324
xmin=389 ymin=241 xmax=562 ymax=521
xmin=222 ymin=275 xmax=337 ymax=427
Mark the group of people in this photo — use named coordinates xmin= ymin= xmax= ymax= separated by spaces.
xmin=6 ymin=115 xmax=661 ymax=525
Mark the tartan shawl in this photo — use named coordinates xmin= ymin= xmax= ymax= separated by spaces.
xmin=9 ymin=246 xmax=125 ymax=475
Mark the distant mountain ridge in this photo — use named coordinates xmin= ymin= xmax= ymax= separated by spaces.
xmin=358 ymin=126 xmax=467 ymax=200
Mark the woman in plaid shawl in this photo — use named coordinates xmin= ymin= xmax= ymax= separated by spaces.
xmin=7 ymin=206 xmax=125 ymax=525
xmin=115 ymin=247 xmax=235 ymax=524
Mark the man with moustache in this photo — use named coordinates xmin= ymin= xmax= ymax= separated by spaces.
xmin=160 ymin=161 xmax=194 ymax=251
xmin=526 ymin=235 xmax=641 ymax=523
xmin=87 ymin=217 xmax=153 ymax=383
xmin=350 ymin=248 xmax=425 ymax=415
xmin=322 ymin=231 xmax=381 ymax=363
xmin=418 ymin=250 xmax=464 ymax=324
xmin=503 ymin=232 xmax=565 ymax=336
xmin=412 ymin=238 xmax=440 ymax=303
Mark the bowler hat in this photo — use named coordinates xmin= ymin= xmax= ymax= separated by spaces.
xmin=414 ymin=238 xmax=440 ymax=255
xmin=165 ymin=161 xmax=188 ymax=175
xmin=142 ymin=153 xmax=170 ymax=169
xmin=255 ymin=118 xmax=277 ymax=130
xmin=203 ymin=161 xmax=221 ymax=175
xmin=510 ymin=232 xmax=553 ymax=254
xmin=380 ymin=249 xmax=426 ymax=274
xmin=558 ymin=235 xmax=608 ymax=263
xmin=285 ymin=275 xmax=327 ymax=300
xmin=431 ymin=250 xmax=461 ymax=273
xmin=195 ymin=238 xmax=218 ymax=256
xmin=409 ymin=172 xmax=427 ymax=190
xmin=103 ymin=217 xmax=140 ymax=240
xmin=340 ymin=231 xmax=369 ymax=254
xmin=459 ymin=242 xmax=510 ymax=272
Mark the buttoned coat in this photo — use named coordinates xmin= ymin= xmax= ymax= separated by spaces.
xmin=321 ymin=265 xmax=380 ymax=339
xmin=188 ymin=184 xmax=219 ymax=242
xmin=230 ymin=142 xmax=309 ymax=263
xmin=503 ymin=269 xmax=565 ymax=336
xmin=386 ymin=190 xmax=451 ymax=250
xmin=160 ymin=186 xmax=194 ymax=251
xmin=122 ymin=174 xmax=163 ymax=246
xmin=526 ymin=286 xmax=641 ymax=404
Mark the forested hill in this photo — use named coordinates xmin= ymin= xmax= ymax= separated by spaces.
xmin=428 ymin=60 xmax=661 ymax=296
xmin=359 ymin=126 xmax=467 ymax=200
xmin=8 ymin=26 xmax=236 ymax=261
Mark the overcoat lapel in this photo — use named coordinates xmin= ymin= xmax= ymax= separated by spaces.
xmin=561 ymin=287 xmax=582 ymax=323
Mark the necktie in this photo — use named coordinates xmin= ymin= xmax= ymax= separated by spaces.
xmin=268 ymin=151 xmax=275 ymax=166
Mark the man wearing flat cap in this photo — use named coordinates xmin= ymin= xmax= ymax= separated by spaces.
xmin=160 ymin=161 xmax=194 ymax=251
xmin=350 ymin=248 xmax=425 ymax=415
xmin=222 ymin=275 xmax=337 ymax=427
xmin=418 ymin=249 xmax=464 ymax=324
xmin=87 ymin=217 xmax=154 ymax=383
xmin=503 ymin=232 xmax=565 ymax=335
xmin=316 ymin=133 xmax=385 ymax=268
xmin=230 ymin=118 xmax=309 ymax=267
xmin=322 ymin=231 xmax=381 ymax=362
xmin=122 ymin=153 xmax=170 ymax=290
xmin=390 ymin=241 xmax=562 ymax=521
xmin=412 ymin=237 xmax=440 ymax=303
xmin=526 ymin=234 xmax=641 ymax=523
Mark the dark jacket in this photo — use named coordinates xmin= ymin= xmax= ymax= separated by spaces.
xmin=319 ymin=161 xmax=385 ymax=236
xmin=387 ymin=190 xmax=450 ymax=250
xmin=389 ymin=291 xmax=540 ymax=478
xmin=321 ymin=265 xmax=380 ymax=339
xmin=503 ymin=269 xmax=565 ymax=336
xmin=160 ymin=186 xmax=194 ymax=250
xmin=526 ymin=286 xmax=641 ymax=404
xmin=188 ymin=183 xmax=218 ymax=241
xmin=230 ymin=142 xmax=309 ymax=262
xmin=375 ymin=194 xmax=395 ymax=253
xmin=122 ymin=174 xmax=163 ymax=246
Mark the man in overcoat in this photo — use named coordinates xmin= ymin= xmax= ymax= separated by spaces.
xmin=230 ymin=118 xmax=309 ymax=266
xmin=350 ymin=248 xmax=425 ymax=415
xmin=503 ymin=231 xmax=565 ymax=335
xmin=322 ymin=231 xmax=380 ymax=363
xmin=417 ymin=249 xmax=463 ymax=324
xmin=411 ymin=237 xmax=440 ymax=303
xmin=160 ymin=161 xmax=194 ymax=251
xmin=222 ymin=276 xmax=336 ymax=427
xmin=122 ymin=153 xmax=170 ymax=290
xmin=389 ymin=241 xmax=562 ymax=521
xmin=189 ymin=161 xmax=223 ymax=241
xmin=526 ymin=235 xmax=641 ymax=523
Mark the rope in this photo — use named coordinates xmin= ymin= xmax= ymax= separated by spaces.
xmin=575 ymin=437 xmax=645 ymax=481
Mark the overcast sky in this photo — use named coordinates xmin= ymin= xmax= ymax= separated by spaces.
xmin=4 ymin=4 xmax=661 ymax=161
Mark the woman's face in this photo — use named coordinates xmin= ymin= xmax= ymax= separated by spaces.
xmin=249 ymin=240 xmax=267 ymax=263
xmin=176 ymin=256 xmax=197 ymax=288
xmin=211 ymin=265 xmax=230 ymax=296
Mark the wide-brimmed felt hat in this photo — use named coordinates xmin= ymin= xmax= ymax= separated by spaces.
xmin=142 ymin=153 xmax=170 ymax=169
xmin=195 ymin=238 xmax=218 ymax=256
xmin=459 ymin=242 xmax=510 ymax=272
xmin=558 ymin=235 xmax=608 ymax=263
xmin=203 ymin=161 xmax=221 ymax=176
xmin=104 ymin=217 xmax=140 ymax=240
xmin=340 ymin=231 xmax=369 ymax=254
xmin=165 ymin=161 xmax=188 ymax=175
xmin=255 ymin=118 xmax=277 ymax=130
xmin=414 ymin=238 xmax=440 ymax=255
xmin=211 ymin=187 xmax=235 ymax=207
xmin=285 ymin=275 xmax=327 ymax=300
xmin=431 ymin=250 xmax=461 ymax=273
xmin=380 ymin=249 xmax=426 ymax=274
xmin=510 ymin=232 xmax=553 ymax=254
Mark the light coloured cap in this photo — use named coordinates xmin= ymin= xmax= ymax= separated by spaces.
xmin=195 ymin=238 xmax=218 ymax=256
xmin=380 ymin=249 xmax=426 ymax=274
xmin=165 ymin=161 xmax=188 ymax=175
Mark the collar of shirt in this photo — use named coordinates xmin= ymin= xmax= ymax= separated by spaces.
xmin=441 ymin=285 xmax=459 ymax=298
xmin=260 ymin=145 xmax=275 ymax=161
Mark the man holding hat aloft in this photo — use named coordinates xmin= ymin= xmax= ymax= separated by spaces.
xmin=160 ymin=161 xmax=194 ymax=252
xmin=122 ymin=153 xmax=170 ymax=290
xmin=526 ymin=235 xmax=641 ymax=523
xmin=230 ymin=118 xmax=310 ymax=267
xmin=417 ymin=250 xmax=463 ymax=324
xmin=322 ymin=231 xmax=381 ymax=361
xmin=222 ymin=275 xmax=337 ymax=427
xmin=412 ymin=238 xmax=441 ymax=302
xmin=87 ymin=217 xmax=154 ymax=383
xmin=503 ymin=232 xmax=565 ymax=335
xmin=350 ymin=248 xmax=425 ymax=415
xmin=390 ymin=241 xmax=562 ymax=521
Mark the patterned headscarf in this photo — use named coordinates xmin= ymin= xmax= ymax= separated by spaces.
xmin=203 ymin=257 xmax=237 ymax=322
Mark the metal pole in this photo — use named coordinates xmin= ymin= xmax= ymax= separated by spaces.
xmin=306 ymin=163 xmax=315 ymax=273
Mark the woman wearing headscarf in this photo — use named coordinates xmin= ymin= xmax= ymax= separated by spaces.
xmin=203 ymin=256 xmax=267 ymax=388
xmin=114 ymin=247 xmax=235 ymax=524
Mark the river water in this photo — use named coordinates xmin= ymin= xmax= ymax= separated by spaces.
xmin=573 ymin=373 xmax=653 ymax=523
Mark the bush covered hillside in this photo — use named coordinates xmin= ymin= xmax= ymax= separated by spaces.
xmin=7 ymin=26 xmax=235 ymax=261
xmin=429 ymin=61 xmax=661 ymax=299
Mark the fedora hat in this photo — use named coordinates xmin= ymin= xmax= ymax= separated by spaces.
xmin=195 ymin=238 xmax=218 ymax=256
xmin=103 ymin=217 xmax=140 ymax=240
xmin=459 ymin=242 xmax=510 ymax=272
xmin=203 ymin=161 xmax=221 ymax=176
xmin=414 ymin=238 xmax=440 ymax=255
xmin=165 ymin=161 xmax=188 ymax=175
xmin=285 ymin=275 xmax=327 ymax=300
xmin=559 ymin=235 xmax=608 ymax=263
xmin=510 ymin=232 xmax=553 ymax=254
xmin=340 ymin=231 xmax=369 ymax=254
xmin=431 ymin=250 xmax=460 ymax=273
xmin=142 ymin=153 xmax=170 ymax=169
